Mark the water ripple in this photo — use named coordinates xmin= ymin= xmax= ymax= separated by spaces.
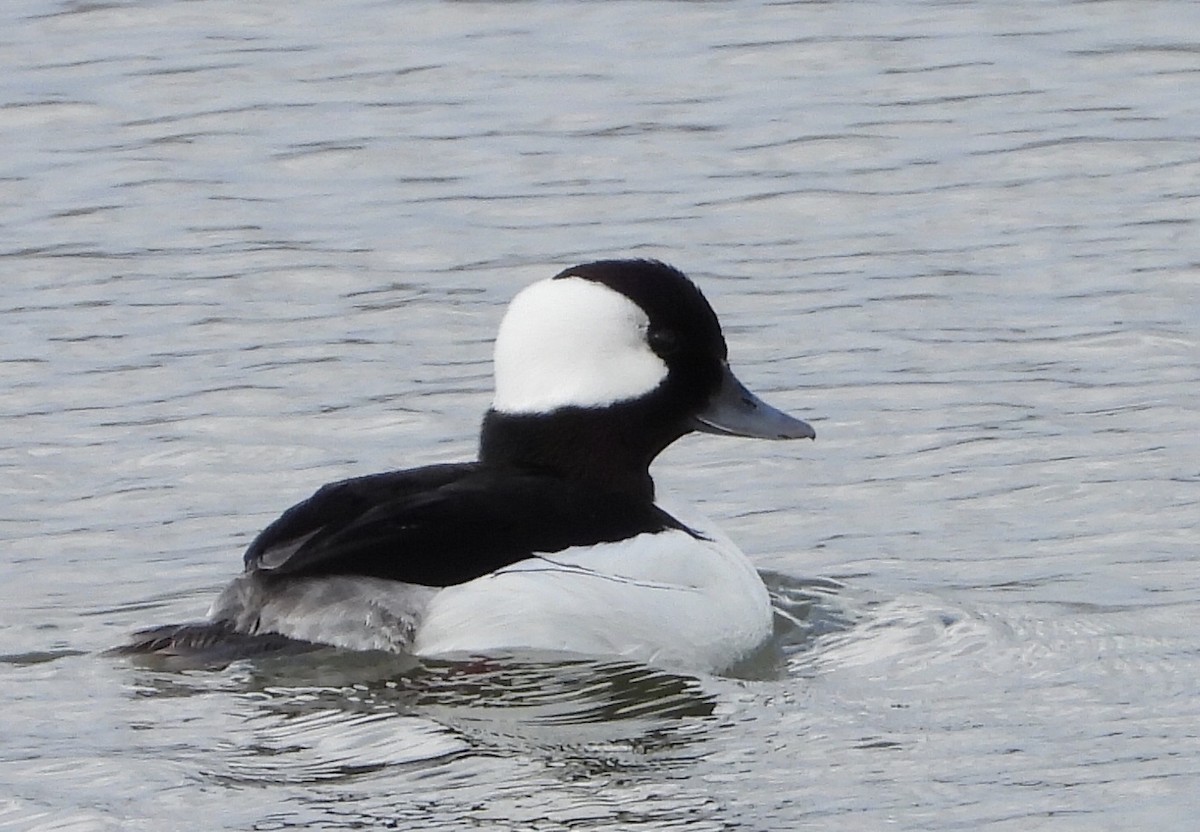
xmin=3 ymin=0 xmax=1198 ymax=828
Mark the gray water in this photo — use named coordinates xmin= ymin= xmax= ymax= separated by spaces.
xmin=3 ymin=1 xmax=1199 ymax=829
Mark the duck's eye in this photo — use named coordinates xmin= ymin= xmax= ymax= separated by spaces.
xmin=648 ymin=328 xmax=681 ymax=357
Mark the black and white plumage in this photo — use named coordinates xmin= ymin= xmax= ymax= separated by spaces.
xmin=118 ymin=260 xmax=815 ymax=673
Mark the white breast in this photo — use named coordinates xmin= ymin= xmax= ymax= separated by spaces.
xmin=411 ymin=503 xmax=774 ymax=674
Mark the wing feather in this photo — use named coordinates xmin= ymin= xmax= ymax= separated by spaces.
xmin=243 ymin=463 xmax=692 ymax=588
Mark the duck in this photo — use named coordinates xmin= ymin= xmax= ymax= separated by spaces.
xmin=116 ymin=259 xmax=815 ymax=674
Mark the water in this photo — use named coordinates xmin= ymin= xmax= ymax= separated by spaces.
xmin=3 ymin=0 xmax=1198 ymax=828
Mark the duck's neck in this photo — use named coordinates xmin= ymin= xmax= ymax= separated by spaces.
xmin=478 ymin=408 xmax=680 ymax=503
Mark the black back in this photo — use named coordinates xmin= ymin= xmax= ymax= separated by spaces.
xmin=244 ymin=463 xmax=697 ymax=587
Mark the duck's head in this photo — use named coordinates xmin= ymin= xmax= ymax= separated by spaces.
xmin=481 ymin=259 xmax=814 ymax=495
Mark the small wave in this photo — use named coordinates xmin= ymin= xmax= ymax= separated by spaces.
xmin=120 ymin=650 xmax=717 ymax=786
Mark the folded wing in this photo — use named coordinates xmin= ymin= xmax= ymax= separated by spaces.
xmin=243 ymin=463 xmax=694 ymax=587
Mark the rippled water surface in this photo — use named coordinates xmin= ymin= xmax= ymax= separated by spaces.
xmin=3 ymin=1 xmax=1199 ymax=829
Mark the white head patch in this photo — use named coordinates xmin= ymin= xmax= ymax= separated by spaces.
xmin=491 ymin=276 xmax=669 ymax=414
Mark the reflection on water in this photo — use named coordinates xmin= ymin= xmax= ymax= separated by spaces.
xmin=122 ymin=652 xmax=719 ymax=787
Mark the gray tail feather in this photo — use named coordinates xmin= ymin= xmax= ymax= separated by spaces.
xmin=106 ymin=621 xmax=316 ymax=667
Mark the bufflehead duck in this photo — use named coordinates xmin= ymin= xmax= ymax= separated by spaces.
xmin=118 ymin=260 xmax=815 ymax=674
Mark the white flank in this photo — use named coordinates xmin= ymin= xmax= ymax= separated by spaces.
xmin=491 ymin=276 xmax=669 ymax=413
xmin=412 ymin=501 xmax=774 ymax=674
